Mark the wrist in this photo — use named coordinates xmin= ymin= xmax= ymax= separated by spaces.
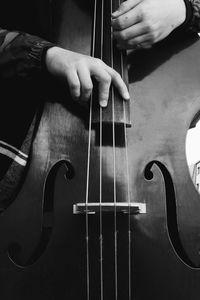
xmin=44 ymin=46 xmax=59 ymax=71
xmin=45 ymin=46 xmax=63 ymax=74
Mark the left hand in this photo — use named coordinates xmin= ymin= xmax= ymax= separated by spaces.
xmin=111 ymin=0 xmax=186 ymax=49
xmin=45 ymin=47 xmax=130 ymax=107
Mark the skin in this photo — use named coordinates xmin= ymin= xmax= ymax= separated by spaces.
xmin=45 ymin=0 xmax=186 ymax=106
xmin=111 ymin=0 xmax=186 ymax=49
xmin=45 ymin=47 xmax=130 ymax=107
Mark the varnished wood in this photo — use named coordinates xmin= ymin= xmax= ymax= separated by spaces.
xmin=0 ymin=0 xmax=200 ymax=299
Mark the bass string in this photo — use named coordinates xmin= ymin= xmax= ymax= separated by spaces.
xmin=85 ymin=0 xmax=98 ymax=298
xmin=118 ymin=0 xmax=132 ymax=299
xmin=110 ymin=0 xmax=118 ymax=298
xmin=122 ymin=80 xmax=132 ymax=300
xmin=85 ymin=97 xmax=92 ymax=300
xmin=85 ymin=0 xmax=104 ymax=298
xmin=85 ymin=0 xmax=131 ymax=299
xmin=99 ymin=0 xmax=104 ymax=298
xmin=110 ymin=0 xmax=132 ymax=297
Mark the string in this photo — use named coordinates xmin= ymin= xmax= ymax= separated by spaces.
xmin=123 ymin=101 xmax=132 ymax=300
xmin=120 ymin=32 xmax=132 ymax=300
xmin=100 ymin=0 xmax=104 ymax=299
xmin=118 ymin=1 xmax=132 ymax=299
xmin=99 ymin=108 xmax=103 ymax=300
xmin=85 ymin=0 xmax=98 ymax=298
xmin=86 ymin=1 xmax=131 ymax=299
xmin=110 ymin=0 xmax=118 ymax=298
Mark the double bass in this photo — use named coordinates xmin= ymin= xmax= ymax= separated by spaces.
xmin=1 ymin=0 xmax=200 ymax=299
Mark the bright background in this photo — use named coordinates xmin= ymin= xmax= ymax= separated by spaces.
xmin=186 ymin=120 xmax=200 ymax=166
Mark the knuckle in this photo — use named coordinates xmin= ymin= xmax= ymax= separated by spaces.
xmin=118 ymin=31 xmax=127 ymax=41
xmin=103 ymin=74 xmax=111 ymax=85
xmin=82 ymin=84 xmax=93 ymax=94
xmin=70 ymin=82 xmax=80 ymax=94
xmin=147 ymin=31 xmax=157 ymax=42
xmin=95 ymin=58 xmax=103 ymax=66
xmin=139 ymin=2 xmax=150 ymax=17
xmin=112 ymin=71 xmax=121 ymax=81
xmin=77 ymin=57 xmax=87 ymax=67
xmin=143 ymin=23 xmax=151 ymax=32
xmin=119 ymin=2 xmax=127 ymax=11
xmin=101 ymin=89 xmax=109 ymax=96
xmin=100 ymin=91 xmax=109 ymax=102
xmin=138 ymin=4 xmax=151 ymax=21
xmin=143 ymin=18 xmax=154 ymax=31
xmin=64 ymin=62 xmax=73 ymax=71
xmin=116 ymin=18 xmax=125 ymax=29
xmin=127 ymin=39 xmax=136 ymax=47
xmin=138 ymin=7 xmax=145 ymax=20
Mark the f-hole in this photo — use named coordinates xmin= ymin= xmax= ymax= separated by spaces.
xmin=8 ymin=160 xmax=74 ymax=267
xmin=144 ymin=160 xmax=197 ymax=268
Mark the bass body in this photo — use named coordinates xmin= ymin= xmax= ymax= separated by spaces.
xmin=0 ymin=0 xmax=200 ymax=299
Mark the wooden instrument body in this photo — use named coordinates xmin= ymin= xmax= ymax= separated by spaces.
xmin=0 ymin=1 xmax=200 ymax=299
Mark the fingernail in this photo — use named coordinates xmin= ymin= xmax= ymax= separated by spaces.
xmin=100 ymin=100 xmax=108 ymax=107
xmin=112 ymin=10 xmax=119 ymax=18
xmin=124 ymin=91 xmax=130 ymax=100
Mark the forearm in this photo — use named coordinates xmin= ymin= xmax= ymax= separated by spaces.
xmin=0 ymin=28 xmax=54 ymax=80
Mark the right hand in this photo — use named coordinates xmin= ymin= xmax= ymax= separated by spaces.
xmin=112 ymin=0 xmax=186 ymax=49
xmin=45 ymin=46 xmax=130 ymax=107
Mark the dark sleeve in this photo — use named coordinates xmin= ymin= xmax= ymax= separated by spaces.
xmin=0 ymin=28 xmax=54 ymax=80
xmin=182 ymin=0 xmax=200 ymax=32
xmin=189 ymin=0 xmax=200 ymax=32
